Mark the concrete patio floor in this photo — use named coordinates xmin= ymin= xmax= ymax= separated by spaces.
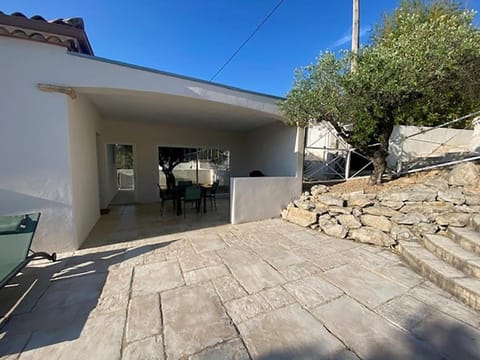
xmin=1 ymin=218 xmax=480 ymax=359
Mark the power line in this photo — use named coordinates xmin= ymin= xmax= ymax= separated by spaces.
xmin=210 ymin=0 xmax=284 ymax=81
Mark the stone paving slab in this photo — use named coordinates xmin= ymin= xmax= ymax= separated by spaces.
xmin=323 ymin=263 xmax=407 ymax=308
xmin=132 ymin=260 xmax=184 ymax=297
xmin=312 ymin=296 xmax=441 ymax=359
xmin=189 ymin=234 xmax=226 ymax=253
xmin=184 ymin=264 xmax=230 ymax=285
xmin=126 ymin=294 xmax=162 ymax=343
xmin=219 ymin=248 xmax=285 ymax=293
xmin=122 ymin=336 xmax=164 ymax=360
xmin=224 ymin=293 xmax=272 ymax=324
xmin=188 ymin=338 xmax=250 ymax=360
xmin=162 ymin=283 xmax=237 ymax=359
xmin=283 ymin=274 xmax=343 ymax=308
xmin=238 ymin=304 xmax=357 ymax=359
xmin=2 ymin=217 xmax=480 ymax=360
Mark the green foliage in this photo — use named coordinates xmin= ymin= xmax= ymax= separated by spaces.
xmin=281 ymin=0 xmax=480 ymax=180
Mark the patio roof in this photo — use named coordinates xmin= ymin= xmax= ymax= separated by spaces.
xmin=80 ymin=87 xmax=284 ymax=132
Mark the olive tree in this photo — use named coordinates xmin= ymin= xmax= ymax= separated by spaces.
xmin=281 ymin=0 xmax=480 ymax=184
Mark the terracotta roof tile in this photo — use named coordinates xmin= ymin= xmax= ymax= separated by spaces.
xmin=0 ymin=11 xmax=93 ymax=54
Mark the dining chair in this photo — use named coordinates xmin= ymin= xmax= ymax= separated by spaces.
xmin=205 ymin=180 xmax=219 ymax=210
xmin=182 ymin=185 xmax=201 ymax=218
xmin=157 ymin=184 xmax=175 ymax=216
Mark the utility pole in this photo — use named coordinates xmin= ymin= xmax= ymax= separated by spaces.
xmin=351 ymin=0 xmax=360 ymax=71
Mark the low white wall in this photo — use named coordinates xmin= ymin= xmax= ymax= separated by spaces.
xmin=230 ymin=177 xmax=301 ymax=224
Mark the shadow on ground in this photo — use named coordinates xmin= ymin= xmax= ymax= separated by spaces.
xmin=256 ymin=304 xmax=480 ymax=360
xmin=0 ymin=241 xmax=174 ymax=357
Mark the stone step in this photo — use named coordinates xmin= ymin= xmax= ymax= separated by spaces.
xmin=448 ymin=227 xmax=480 ymax=256
xmin=421 ymin=234 xmax=480 ymax=279
xmin=471 ymin=214 xmax=480 ymax=232
xmin=397 ymin=241 xmax=480 ymax=311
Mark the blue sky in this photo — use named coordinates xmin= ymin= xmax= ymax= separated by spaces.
xmin=2 ymin=0 xmax=479 ymax=96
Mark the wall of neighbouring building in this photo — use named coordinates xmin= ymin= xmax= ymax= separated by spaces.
xmin=388 ymin=125 xmax=475 ymax=169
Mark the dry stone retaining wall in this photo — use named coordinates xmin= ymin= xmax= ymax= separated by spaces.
xmin=282 ymin=163 xmax=480 ymax=248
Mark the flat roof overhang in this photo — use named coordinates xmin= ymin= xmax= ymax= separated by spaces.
xmin=79 ymin=88 xmax=286 ymax=132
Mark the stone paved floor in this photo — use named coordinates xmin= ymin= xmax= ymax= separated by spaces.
xmin=1 ymin=217 xmax=480 ymax=359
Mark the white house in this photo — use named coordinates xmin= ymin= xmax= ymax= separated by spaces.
xmin=0 ymin=12 xmax=303 ymax=252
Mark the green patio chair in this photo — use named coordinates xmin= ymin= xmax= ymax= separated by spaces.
xmin=0 ymin=213 xmax=56 ymax=289
xmin=182 ymin=185 xmax=201 ymax=218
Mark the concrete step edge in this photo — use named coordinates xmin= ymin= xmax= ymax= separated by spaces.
xmin=398 ymin=242 xmax=480 ymax=312
xmin=447 ymin=227 xmax=480 ymax=256
xmin=421 ymin=234 xmax=480 ymax=279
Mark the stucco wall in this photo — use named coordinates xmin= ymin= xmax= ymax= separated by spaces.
xmin=67 ymin=95 xmax=101 ymax=247
xmin=388 ymin=125 xmax=474 ymax=168
xmin=243 ymin=122 xmax=299 ymax=177
xmin=230 ymin=177 xmax=302 ymax=224
xmin=99 ymin=118 xmax=246 ymax=203
xmin=0 ymin=36 xmax=293 ymax=250
xmin=0 ymin=43 xmax=75 ymax=252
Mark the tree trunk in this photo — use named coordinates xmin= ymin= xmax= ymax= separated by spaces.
xmin=369 ymin=150 xmax=386 ymax=185
xmin=163 ymin=170 xmax=176 ymax=191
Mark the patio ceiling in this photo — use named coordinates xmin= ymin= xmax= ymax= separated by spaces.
xmin=81 ymin=88 xmax=285 ymax=132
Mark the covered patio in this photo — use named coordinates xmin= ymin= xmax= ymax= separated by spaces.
xmin=82 ymin=197 xmax=230 ymax=249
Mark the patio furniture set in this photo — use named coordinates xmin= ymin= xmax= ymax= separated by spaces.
xmin=158 ymin=180 xmax=219 ymax=217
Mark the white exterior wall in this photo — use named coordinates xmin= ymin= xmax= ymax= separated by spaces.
xmin=230 ymin=127 xmax=304 ymax=224
xmin=67 ymin=95 xmax=101 ymax=247
xmin=0 ymin=36 xmax=294 ymax=250
xmin=99 ymin=118 xmax=246 ymax=203
xmin=388 ymin=125 xmax=474 ymax=168
xmin=243 ymin=122 xmax=299 ymax=177
xmin=0 ymin=42 xmax=75 ymax=252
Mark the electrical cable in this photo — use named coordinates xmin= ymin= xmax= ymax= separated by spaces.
xmin=209 ymin=0 xmax=284 ymax=81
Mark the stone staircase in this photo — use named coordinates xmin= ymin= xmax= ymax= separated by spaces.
xmin=398 ymin=214 xmax=480 ymax=311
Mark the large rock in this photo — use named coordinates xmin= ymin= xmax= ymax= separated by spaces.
xmin=437 ymin=189 xmax=466 ymax=205
xmin=465 ymin=193 xmax=480 ymax=206
xmin=400 ymin=202 xmax=454 ymax=215
xmin=328 ymin=206 xmax=352 ymax=215
xmin=379 ymin=201 xmax=404 ymax=210
xmin=411 ymin=222 xmax=438 ymax=235
xmin=346 ymin=192 xmax=376 ymax=208
xmin=318 ymin=219 xmax=348 ymax=238
xmin=447 ymin=162 xmax=479 ymax=187
xmin=283 ymin=207 xmax=318 ymax=227
xmin=391 ymin=212 xmax=429 ymax=225
xmin=315 ymin=194 xmax=344 ymax=207
xmin=362 ymin=206 xmax=401 ymax=218
xmin=310 ymin=184 xmax=329 ymax=196
xmin=390 ymin=225 xmax=415 ymax=241
xmin=360 ymin=215 xmax=392 ymax=233
xmin=293 ymin=199 xmax=315 ymax=211
xmin=379 ymin=185 xmax=437 ymax=202
xmin=313 ymin=203 xmax=329 ymax=215
xmin=348 ymin=227 xmax=396 ymax=247
xmin=336 ymin=214 xmax=362 ymax=230
xmin=423 ymin=177 xmax=449 ymax=191
xmin=435 ymin=213 xmax=471 ymax=227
